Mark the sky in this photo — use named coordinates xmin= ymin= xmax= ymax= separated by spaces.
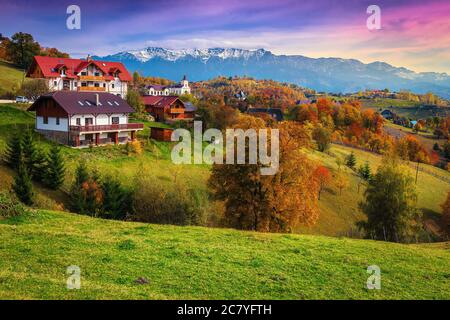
xmin=0 ymin=0 xmax=449 ymax=73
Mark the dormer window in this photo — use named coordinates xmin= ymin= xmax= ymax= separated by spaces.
xmin=61 ymin=68 xmax=66 ymax=75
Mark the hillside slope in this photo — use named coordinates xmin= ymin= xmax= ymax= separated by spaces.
xmin=0 ymin=210 xmax=449 ymax=299
xmin=0 ymin=60 xmax=27 ymax=95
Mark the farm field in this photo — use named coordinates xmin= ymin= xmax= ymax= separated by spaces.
xmin=0 ymin=210 xmax=449 ymax=299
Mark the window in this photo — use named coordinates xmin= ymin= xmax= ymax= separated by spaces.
xmin=111 ymin=84 xmax=115 ymax=89
xmin=53 ymin=81 xmax=57 ymax=86
xmin=85 ymin=100 xmax=91 ymax=106
xmin=94 ymin=83 xmax=99 ymax=87
xmin=76 ymin=118 xmax=81 ymax=125
xmin=111 ymin=117 xmax=119 ymax=124
xmin=43 ymin=116 xmax=48 ymax=124
xmin=94 ymin=72 xmax=100 ymax=76
xmin=81 ymin=82 xmax=87 ymax=87
xmin=85 ymin=118 xmax=93 ymax=126
xmin=114 ymin=101 xmax=120 ymax=106
xmin=78 ymin=101 xmax=84 ymax=106
xmin=56 ymin=117 xmax=60 ymax=125
xmin=107 ymin=101 xmax=113 ymax=106
xmin=81 ymin=71 xmax=87 ymax=76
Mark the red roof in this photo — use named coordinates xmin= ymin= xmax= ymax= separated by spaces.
xmin=27 ymin=56 xmax=132 ymax=82
xmin=142 ymin=96 xmax=182 ymax=109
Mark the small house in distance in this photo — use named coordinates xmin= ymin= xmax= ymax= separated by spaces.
xmin=146 ymin=76 xmax=191 ymax=96
xmin=27 ymin=91 xmax=144 ymax=147
xmin=247 ymin=107 xmax=284 ymax=121
xmin=150 ymin=127 xmax=174 ymax=142
xmin=143 ymin=95 xmax=195 ymax=123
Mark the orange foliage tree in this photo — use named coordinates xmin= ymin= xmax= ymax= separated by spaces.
xmin=441 ymin=192 xmax=450 ymax=237
xmin=314 ymin=166 xmax=332 ymax=200
xmin=209 ymin=116 xmax=320 ymax=232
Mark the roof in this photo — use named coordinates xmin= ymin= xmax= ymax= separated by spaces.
xmin=146 ymin=84 xmax=168 ymax=91
xmin=184 ymin=102 xmax=196 ymax=112
xmin=27 ymin=56 xmax=132 ymax=82
xmin=142 ymin=95 xmax=183 ymax=109
xmin=247 ymin=108 xmax=284 ymax=121
xmin=28 ymin=91 xmax=135 ymax=115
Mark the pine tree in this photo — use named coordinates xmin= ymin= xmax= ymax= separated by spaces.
xmin=21 ymin=129 xmax=36 ymax=174
xmin=31 ymin=148 xmax=47 ymax=182
xmin=100 ymin=175 xmax=131 ymax=220
xmin=13 ymin=159 xmax=34 ymax=205
xmin=43 ymin=145 xmax=65 ymax=189
xmin=358 ymin=161 xmax=372 ymax=181
xmin=346 ymin=152 xmax=357 ymax=169
xmin=4 ymin=135 xmax=22 ymax=169
xmin=70 ymin=162 xmax=90 ymax=213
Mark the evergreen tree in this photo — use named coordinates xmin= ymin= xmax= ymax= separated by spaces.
xmin=70 ymin=162 xmax=90 ymax=213
xmin=21 ymin=129 xmax=36 ymax=174
xmin=100 ymin=175 xmax=131 ymax=220
xmin=4 ymin=134 xmax=22 ymax=169
xmin=358 ymin=161 xmax=372 ymax=181
xmin=13 ymin=159 xmax=34 ymax=205
xmin=31 ymin=148 xmax=47 ymax=182
xmin=43 ymin=145 xmax=65 ymax=189
xmin=346 ymin=152 xmax=357 ymax=169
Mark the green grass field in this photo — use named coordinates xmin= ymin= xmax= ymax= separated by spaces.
xmin=0 ymin=60 xmax=28 ymax=94
xmin=0 ymin=210 xmax=449 ymax=299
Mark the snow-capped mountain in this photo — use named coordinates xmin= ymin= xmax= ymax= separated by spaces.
xmin=94 ymin=47 xmax=450 ymax=98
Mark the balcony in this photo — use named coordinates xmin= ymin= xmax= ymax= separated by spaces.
xmin=78 ymin=86 xmax=106 ymax=92
xmin=79 ymin=75 xmax=105 ymax=81
xmin=70 ymin=123 xmax=144 ymax=133
xmin=170 ymin=108 xmax=185 ymax=114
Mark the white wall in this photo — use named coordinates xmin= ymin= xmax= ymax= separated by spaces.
xmin=70 ymin=114 xmax=128 ymax=126
xmin=36 ymin=116 xmax=69 ymax=132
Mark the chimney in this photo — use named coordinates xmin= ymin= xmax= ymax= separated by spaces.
xmin=87 ymin=54 xmax=92 ymax=61
xmin=95 ymin=94 xmax=99 ymax=106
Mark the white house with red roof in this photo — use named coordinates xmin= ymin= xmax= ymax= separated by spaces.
xmin=26 ymin=55 xmax=132 ymax=99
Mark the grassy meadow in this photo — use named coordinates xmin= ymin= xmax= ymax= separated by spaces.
xmin=0 ymin=210 xmax=449 ymax=299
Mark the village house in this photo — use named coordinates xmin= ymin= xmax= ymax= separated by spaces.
xmin=247 ymin=107 xmax=284 ymax=121
xmin=26 ymin=55 xmax=131 ymax=99
xmin=143 ymin=95 xmax=195 ymax=122
xmin=146 ymin=76 xmax=191 ymax=96
xmin=27 ymin=91 xmax=143 ymax=147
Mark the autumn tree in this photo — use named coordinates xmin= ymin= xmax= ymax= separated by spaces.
xmin=334 ymin=172 xmax=349 ymax=196
xmin=314 ymin=166 xmax=331 ymax=200
xmin=209 ymin=116 xmax=319 ymax=232
xmin=6 ymin=32 xmax=40 ymax=69
xmin=312 ymin=126 xmax=331 ymax=152
xmin=358 ymin=158 xmax=421 ymax=242
xmin=126 ymin=89 xmax=145 ymax=115
xmin=20 ymin=79 xmax=49 ymax=101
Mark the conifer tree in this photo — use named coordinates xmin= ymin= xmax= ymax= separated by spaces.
xmin=358 ymin=161 xmax=372 ymax=181
xmin=70 ymin=161 xmax=90 ymax=213
xmin=13 ymin=159 xmax=34 ymax=205
xmin=31 ymin=148 xmax=47 ymax=182
xmin=43 ymin=145 xmax=65 ymax=189
xmin=21 ymin=129 xmax=36 ymax=174
xmin=100 ymin=175 xmax=131 ymax=220
xmin=346 ymin=152 xmax=357 ymax=169
xmin=4 ymin=135 xmax=22 ymax=169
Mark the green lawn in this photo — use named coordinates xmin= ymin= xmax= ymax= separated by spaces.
xmin=0 ymin=60 xmax=29 ymax=94
xmin=0 ymin=210 xmax=448 ymax=299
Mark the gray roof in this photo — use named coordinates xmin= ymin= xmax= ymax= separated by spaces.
xmin=28 ymin=91 xmax=134 ymax=115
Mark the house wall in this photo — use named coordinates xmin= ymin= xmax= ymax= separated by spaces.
xmin=36 ymin=116 xmax=69 ymax=132
xmin=70 ymin=113 xmax=128 ymax=126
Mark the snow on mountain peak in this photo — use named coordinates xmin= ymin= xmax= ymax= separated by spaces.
xmin=125 ymin=47 xmax=268 ymax=62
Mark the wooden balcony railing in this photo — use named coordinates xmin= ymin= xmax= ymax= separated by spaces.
xmin=79 ymin=75 xmax=105 ymax=81
xmin=70 ymin=123 xmax=144 ymax=133
xmin=170 ymin=108 xmax=185 ymax=114
xmin=78 ymin=86 xmax=106 ymax=92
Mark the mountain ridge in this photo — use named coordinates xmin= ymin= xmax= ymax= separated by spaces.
xmin=93 ymin=47 xmax=450 ymax=98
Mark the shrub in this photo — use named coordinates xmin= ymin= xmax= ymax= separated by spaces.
xmin=0 ymin=191 xmax=29 ymax=218
xmin=125 ymin=140 xmax=142 ymax=156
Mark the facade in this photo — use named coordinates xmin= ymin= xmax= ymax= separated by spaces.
xmin=26 ymin=55 xmax=132 ymax=99
xmin=146 ymin=76 xmax=191 ymax=96
xmin=150 ymin=127 xmax=174 ymax=142
xmin=247 ymin=107 xmax=284 ymax=121
xmin=143 ymin=95 xmax=194 ymax=122
xmin=28 ymin=91 xmax=143 ymax=147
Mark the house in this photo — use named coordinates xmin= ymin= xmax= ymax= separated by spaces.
xmin=247 ymin=107 xmax=284 ymax=121
xmin=146 ymin=75 xmax=191 ymax=96
xmin=234 ymin=90 xmax=247 ymax=101
xmin=27 ymin=91 xmax=144 ymax=147
xmin=26 ymin=55 xmax=132 ymax=99
xmin=142 ymin=95 xmax=194 ymax=122
xmin=380 ymin=109 xmax=395 ymax=120
xmin=150 ymin=127 xmax=174 ymax=142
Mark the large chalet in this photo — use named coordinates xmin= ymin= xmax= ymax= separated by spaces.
xmin=27 ymin=91 xmax=143 ymax=147
xmin=26 ymin=55 xmax=131 ymax=99
xmin=143 ymin=96 xmax=195 ymax=122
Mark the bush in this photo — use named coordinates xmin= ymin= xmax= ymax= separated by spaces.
xmin=132 ymin=175 xmax=207 ymax=226
xmin=0 ymin=191 xmax=30 ymax=218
